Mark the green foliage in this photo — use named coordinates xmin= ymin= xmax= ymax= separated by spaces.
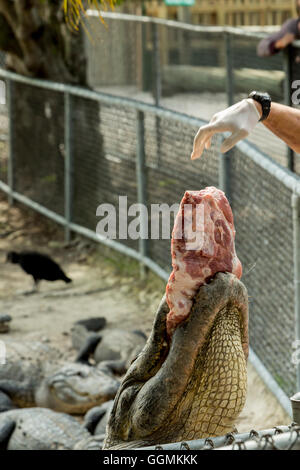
xmin=63 ymin=0 xmax=119 ymax=30
xmin=158 ymin=178 xmax=177 ymax=188
xmin=41 ymin=174 xmax=57 ymax=184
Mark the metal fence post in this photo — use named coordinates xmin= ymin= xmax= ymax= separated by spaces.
xmin=151 ymin=20 xmax=162 ymax=167
xmin=7 ymin=79 xmax=14 ymax=206
xmin=64 ymin=91 xmax=73 ymax=243
xmin=292 ymin=192 xmax=300 ymax=392
xmin=225 ymin=31 xmax=234 ymax=107
xmin=221 ymin=31 xmax=234 ymax=202
xmin=219 ymin=140 xmax=231 ymax=203
xmin=284 ymin=46 xmax=294 ymax=172
xmin=152 ymin=21 xmax=161 ymax=107
xmin=136 ymin=110 xmax=148 ymax=278
xmin=141 ymin=22 xmax=148 ymax=92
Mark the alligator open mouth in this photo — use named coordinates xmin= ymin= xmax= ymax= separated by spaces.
xmin=166 ymin=187 xmax=242 ymax=336
xmin=103 ymin=272 xmax=249 ymax=449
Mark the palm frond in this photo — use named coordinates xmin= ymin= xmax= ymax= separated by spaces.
xmin=63 ymin=0 xmax=117 ymax=30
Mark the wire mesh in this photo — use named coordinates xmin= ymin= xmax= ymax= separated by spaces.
xmin=72 ymin=95 xmax=139 ymax=251
xmin=145 ymin=115 xmax=219 ymax=272
xmin=290 ymin=44 xmax=300 ymax=174
xmin=231 ymin=147 xmax=296 ymax=397
xmin=140 ymin=424 xmax=295 ymax=450
xmin=218 ymin=423 xmax=300 ymax=450
xmin=0 ymin=52 xmax=5 ymax=69
xmin=85 ymin=16 xmax=154 ymax=104
xmin=231 ymin=32 xmax=287 ymax=167
xmin=84 ymin=12 xmax=300 ymax=171
xmin=158 ymin=26 xmax=228 ymax=118
xmin=84 ymin=13 xmax=300 ymax=173
xmin=159 ymin=26 xmax=226 ymax=94
xmin=12 ymin=81 xmax=65 ymax=215
xmin=1 ymin=15 xmax=300 ymax=405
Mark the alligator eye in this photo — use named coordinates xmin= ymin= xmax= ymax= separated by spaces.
xmin=76 ymin=371 xmax=86 ymax=378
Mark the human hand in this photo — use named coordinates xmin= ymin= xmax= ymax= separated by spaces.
xmin=191 ymin=98 xmax=261 ymax=160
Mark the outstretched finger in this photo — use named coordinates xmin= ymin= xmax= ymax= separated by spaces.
xmin=191 ymin=122 xmax=226 ymax=160
xmin=205 ymin=136 xmax=212 ymax=150
xmin=191 ymin=133 xmax=213 ymax=159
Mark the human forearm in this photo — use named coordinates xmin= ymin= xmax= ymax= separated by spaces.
xmin=191 ymin=95 xmax=300 ymax=160
xmin=248 ymin=99 xmax=300 ymax=153
xmin=262 ymin=102 xmax=300 ymax=154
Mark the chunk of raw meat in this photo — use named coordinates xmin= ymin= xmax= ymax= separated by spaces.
xmin=166 ymin=187 xmax=242 ymax=336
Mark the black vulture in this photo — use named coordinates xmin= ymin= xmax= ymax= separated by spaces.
xmin=6 ymin=251 xmax=72 ymax=291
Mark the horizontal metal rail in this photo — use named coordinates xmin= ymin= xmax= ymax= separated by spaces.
xmin=0 ymin=69 xmax=204 ymax=126
xmin=0 ymin=180 xmax=169 ymax=283
xmin=0 ymin=66 xmax=297 ymax=420
xmin=87 ymin=10 xmax=265 ymax=38
xmin=218 ymin=427 xmax=300 ymax=450
xmin=0 ymin=68 xmax=300 ymax=196
xmin=87 ymin=10 xmax=300 ymax=46
xmin=0 ymin=179 xmax=292 ymax=417
xmin=0 ymin=12 xmax=298 ymax=449
xmin=139 ymin=425 xmax=291 ymax=450
xmin=236 ymin=140 xmax=300 ymax=196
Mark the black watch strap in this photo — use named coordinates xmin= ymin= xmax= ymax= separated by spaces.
xmin=248 ymin=91 xmax=271 ymax=122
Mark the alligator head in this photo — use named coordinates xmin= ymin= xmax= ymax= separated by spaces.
xmin=103 ymin=272 xmax=248 ymax=449
xmin=35 ymin=362 xmax=120 ymax=415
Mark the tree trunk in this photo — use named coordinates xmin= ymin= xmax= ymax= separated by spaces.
xmin=0 ymin=1 xmax=106 ymax=233
xmin=0 ymin=0 xmax=87 ymax=84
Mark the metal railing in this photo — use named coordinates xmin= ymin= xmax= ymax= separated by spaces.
xmin=85 ymin=11 xmax=300 ymax=172
xmin=140 ymin=392 xmax=300 ymax=450
xmin=1 ymin=13 xmax=300 ymax=418
xmin=140 ymin=425 xmax=300 ymax=450
xmin=146 ymin=0 xmax=297 ymax=27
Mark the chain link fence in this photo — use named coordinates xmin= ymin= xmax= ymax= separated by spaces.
xmin=0 ymin=52 xmax=5 ymax=69
xmin=0 ymin=66 xmax=299 ymax=410
xmin=85 ymin=12 xmax=300 ymax=173
xmin=141 ymin=423 xmax=300 ymax=450
xmin=231 ymin=148 xmax=296 ymax=395
xmin=1 ymin=14 xmax=300 ymax=415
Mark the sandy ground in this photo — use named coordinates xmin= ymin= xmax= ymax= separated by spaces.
xmin=0 ymin=192 xmax=291 ymax=435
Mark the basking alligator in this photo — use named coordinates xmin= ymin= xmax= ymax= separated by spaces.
xmin=103 ymin=273 xmax=248 ymax=449
xmin=0 ymin=408 xmax=90 ymax=450
xmin=0 ymin=315 xmax=12 ymax=333
xmin=73 ymin=434 xmax=105 ymax=450
xmin=72 ymin=325 xmax=147 ymax=373
xmin=0 ymin=340 xmax=120 ymax=414
xmin=73 ymin=401 xmax=115 ymax=450
xmin=72 ymin=401 xmax=114 ymax=450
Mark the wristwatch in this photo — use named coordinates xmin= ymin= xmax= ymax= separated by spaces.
xmin=248 ymin=91 xmax=271 ymax=122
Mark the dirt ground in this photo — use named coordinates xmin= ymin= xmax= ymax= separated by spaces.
xmin=0 ymin=192 xmax=291 ymax=434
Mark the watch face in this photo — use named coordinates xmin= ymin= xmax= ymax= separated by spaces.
xmin=248 ymin=92 xmax=271 ymax=121
xmin=261 ymin=93 xmax=271 ymax=100
xmin=249 ymin=92 xmax=271 ymax=106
